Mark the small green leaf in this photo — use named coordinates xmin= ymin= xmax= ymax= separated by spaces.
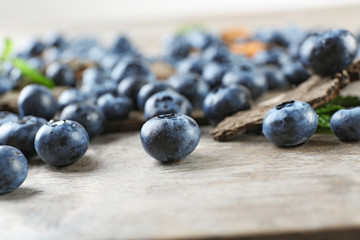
xmin=177 ymin=23 xmax=206 ymax=35
xmin=1 ymin=37 xmax=13 ymax=62
xmin=11 ymin=58 xmax=55 ymax=88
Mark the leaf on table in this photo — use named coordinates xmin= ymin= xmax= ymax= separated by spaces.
xmin=11 ymin=58 xmax=55 ymax=88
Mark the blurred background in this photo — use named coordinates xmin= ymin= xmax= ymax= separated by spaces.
xmin=1 ymin=0 xmax=360 ymax=54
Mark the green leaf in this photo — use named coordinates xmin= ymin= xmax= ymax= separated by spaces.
xmin=11 ymin=58 xmax=55 ymax=88
xmin=177 ymin=23 xmax=206 ymax=35
xmin=1 ymin=37 xmax=13 ymax=62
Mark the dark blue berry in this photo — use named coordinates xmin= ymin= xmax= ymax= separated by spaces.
xmin=0 ymin=145 xmax=28 ymax=194
xmin=97 ymin=93 xmax=133 ymax=120
xmin=167 ymin=73 xmax=210 ymax=109
xmin=44 ymin=32 xmax=67 ymax=48
xmin=0 ymin=76 xmax=14 ymax=95
xmin=111 ymin=56 xmax=153 ymax=83
xmin=35 ymin=120 xmax=89 ymax=167
xmin=163 ymin=35 xmax=192 ymax=64
xmin=0 ymin=116 xmax=47 ymax=157
xmin=202 ymin=46 xmax=233 ymax=66
xmin=0 ymin=112 xmax=19 ymax=126
xmin=59 ymin=103 xmax=105 ymax=140
xmin=330 ymin=108 xmax=360 ymax=141
xmin=201 ymin=62 xmax=227 ymax=89
xmin=58 ymin=88 xmax=89 ymax=110
xmin=262 ymin=100 xmax=318 ymax=147
xmin=140 ymin=113 xmax=200 ymax=163
xmin=186 ymin=30 xmax=221 ymax=50
xmin=137 ymin=82 xmax=171 ymax=111
xmin=144 ymin=90 xmax=192 ymax=120
xmin=22 ymin=38 xmax=46 ymax=56
xmin=281 ymin=61 xmax=311 ymax=86
xmin=18 ymin=84 xmax=57 ymax=120
xmin=261 ymin=66 xmax=288 ymax=89
xmin=203 ymin=85 xmax=250 ymax=124
xmin=252 ymin=48 xmax=290 ymax=66
xmin=222 ymin=68 xmax=267 ymax=99
xmin=117 ymin=76 xmax=152 ymax=107
xmin=299 ymin=29 xmax=358 ymax=76
xmin=46 ymin=62 xmax=76 ymax=86
xmin=111 ymin=35 xmax=136 ymax=55
xmin=176 ymin=56 xmax=205 ymax=76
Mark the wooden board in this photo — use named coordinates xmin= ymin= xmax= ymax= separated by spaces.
xmin=2 ymin=4 xmax=360 ymax=240
xmin=2 ymin=128 xmax=360 ymax=240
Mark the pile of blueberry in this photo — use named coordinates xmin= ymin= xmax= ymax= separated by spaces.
xmin=0 ymin=26 xmax=359 ymax=194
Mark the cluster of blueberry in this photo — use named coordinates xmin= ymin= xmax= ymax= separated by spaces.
xmin=0 ymin=26 xmax=359 ymax=193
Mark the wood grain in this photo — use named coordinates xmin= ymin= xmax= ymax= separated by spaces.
xmin=2 ymin=128 xmax=360 ymax=239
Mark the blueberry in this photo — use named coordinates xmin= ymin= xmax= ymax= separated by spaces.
xmin=261 ymin=66 xmax=288 ymax=89
xmin=82 ymin=68 xmax=107 ymax=86
xmin=254 ymin=28 xmax=290 ymax=47
xmin=58 ymin=88 xmax=89 ymax=110
xmin=262 ymin=100 xmax=318 ymax=147
xmin=59 ymin=103 xmax=105 ymax=140
xmin=46 ymin=62 xmax=76 ymax=86
xmin=61 ymin=37 xmax=99 ymax=60
xmin=111 ymin=35 xmax=136 ymax=55
xmin=18 ymin=84 xmax=58 ymax=120
xmin=0 ymin=76 xmax=14 ymax=95
xmin=163 ymin=35 xmax=192 ymax=64
xmin=252 ymin=48 xmax=290 ymax=66
xmin=167 ymin=73 xmax=210 ymax=109
xmin=27 ymin=57 xmax=46 ymax=72
xmin=299 ymin=29 xmax=358 ymax=76
xmin=0 ymin=112 xmax=19 ymax=126
xmin=222 ymin=68 xmax=267 ymax=99
xmin=203 ymin=85 xmax=251 ymax=124
xmin=186 ymin=30 xmax=222 ymax=50
xmin=100 ymin=53 xmax=123 ymax=71
xmin=0 ymin=145 xmax=28 ymax=194
xmin=176 ymin=56 xmax=205 ymax=75
xmin=44 ymin=32 xmax=67 ymax=48
xmin=281 ymin=60 xmax=311 ymax=86
xmin=137 ymin=82 xmax=171 ymax=111
xmin=96 ymin=93 xmax=133 ymax=120
xmin=80 ymin=80 xmax=118 ymax=98
xmin=330 ymin=108 xmax=360 ymax=141
xmin=201 ymin=62 xmax=227 ymax=89
xmin=22 ymin=38 xmax=46 ymax=56
xmin=117 ymin=76 xmax=151 ymax=107
xmin=144 ymin=90 xmax=192 ymax=120
xmin=111 ymin=56 xmax=153 ymax=83
xmin=35 ymin=120 xmax=89 ymax=167
xmin=0 ymin=116 xmax=47 ymax=157
xmin=43 ymin=47 xmax=63 ymax=63
xmin=8 ymin=67 xmax=22 ymax=87
xmin=140 ymin=113 xmax=200 ymax=163
xmin=202 ymin=46 xmax=233 ymax=66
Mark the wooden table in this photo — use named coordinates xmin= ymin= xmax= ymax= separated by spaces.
xmin=1 ymin=4 xmax=360 ymax=240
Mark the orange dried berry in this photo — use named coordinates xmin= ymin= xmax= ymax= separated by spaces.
xmin=229 ymin=41 xmax=267 ymax=58
xmin=221 ymin=28 xmax=251 ymax=43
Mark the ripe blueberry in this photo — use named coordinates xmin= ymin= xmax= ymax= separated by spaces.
xmin=330 ymin=108 xmax=360 ymax=141
xmin=35 ymin=120 xmax=89 ymax=167
xmin=140 ymin=113 xmax=200 ymax=163
xmin=262 ymin=100 xmax=318 ymax=147
xmin=299 ymin=29 xmax=358 ymax=76
xmin=0 ymin=145 xmax=28 ymax=194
